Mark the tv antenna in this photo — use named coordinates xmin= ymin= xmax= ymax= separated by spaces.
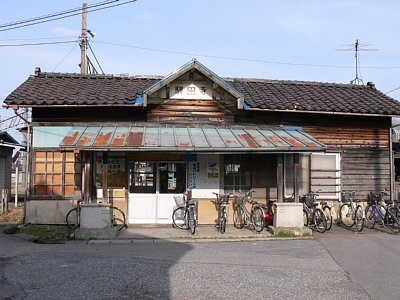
xmin=336 ymin=39 xmax=377 ymax=85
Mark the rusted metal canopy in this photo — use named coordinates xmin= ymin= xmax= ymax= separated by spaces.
xmin=59 ymin=125 xmax=326 ymax=152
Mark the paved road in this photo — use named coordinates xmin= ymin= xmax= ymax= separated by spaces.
xmin=0 ymin=225 xmax=398 ymax=299
xmin=316 ymin=225 xmax=400 ymax=300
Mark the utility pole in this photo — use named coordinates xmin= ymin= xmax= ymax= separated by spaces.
xmin=80 ymin=2 xmax=88 ymax=74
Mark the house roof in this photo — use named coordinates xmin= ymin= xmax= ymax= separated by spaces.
xmin=4 ymin=64 xmax=400 ymax=116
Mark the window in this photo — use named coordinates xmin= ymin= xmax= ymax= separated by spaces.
xmin=310 ymin=153 xmax=340 ymax=199
xmin=223 ymin=155 xmax=250 ymax=193
xmin=33 ymin=151 xmax=81 ymax=197
xmin=129 ymin=162 xmax=156 ymax=193
xmin=159 ymin=163 xmax=186 ymax=194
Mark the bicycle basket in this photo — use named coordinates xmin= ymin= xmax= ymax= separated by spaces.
xmin=367 ymin=192 xmax=380 ymax=205
xmin=300 ymin=195 xmax=314 ymax=208
xmin=174 ymin=195 xmax=185 ymax=207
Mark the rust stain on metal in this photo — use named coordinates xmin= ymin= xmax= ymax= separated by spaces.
xmin=226 ymin=139 xmax=236 ymax=144
xmin=282 ymin=136 xmax=303 ymax=147
xmin=178 ymin=142 xmax=190 ymax=147
xmin=94 ymin=132 xmax=112 ymax=146
xmin=126 ymin=132 xmax=143 ymax=147
xmin=267 ymin=136 xmax=284 ymax=145
xmin=295 ymin=137 xmax=318 ymax=147
xmin=61 ymin=131 xmax=79 ymax=146
xmin=238 ymin=134 xmax=258 ymax=148
xmin=111 ymin=134 xmax=126 ymax=147
xmin=77 ymin=136 xmax=92 ymax=146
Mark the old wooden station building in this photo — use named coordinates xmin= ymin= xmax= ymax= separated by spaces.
xmin=4 ymin=59 xmax=400 ymax=226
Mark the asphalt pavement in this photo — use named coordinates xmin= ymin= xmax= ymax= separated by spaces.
xmin=1 ymin=224 xmax=400 ymax=299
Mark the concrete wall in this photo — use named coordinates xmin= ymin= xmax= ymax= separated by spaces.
xmin=25 ymin=199 xmax=78 ymax=224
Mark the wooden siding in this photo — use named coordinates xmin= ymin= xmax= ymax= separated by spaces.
xmin=32 ymin=107 xmax=146 ymax=123
xmin=305 ymin=126 xmax=390 ymax=200
xmin=147 ymin=99 xmax=234 ymax=125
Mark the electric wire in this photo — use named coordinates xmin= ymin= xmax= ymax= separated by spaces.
xmin=52 ymin=43 xmax=78 ymax=72
xmin=386 ymin=86 xmax=400 ymax=94
xmin=0 ymin=41 xmax=76 ymax=47
xmin=94 ymin=40 xmax=400 ymax=70
xmin=0 ymin=36 xmax=76 ymax=42
xmin=0 ymin=0 xmax=138 ymax=33
xmin=88 ymin=42 xmax=105 ymax=74
xmin=0 ymin=0 xmax=118 ymax=29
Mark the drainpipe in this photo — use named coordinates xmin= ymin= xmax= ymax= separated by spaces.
xmin=13 ymin=108 xmax=31 ymax=223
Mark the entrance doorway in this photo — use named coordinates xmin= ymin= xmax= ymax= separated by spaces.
xmin=128 ymin=161 xmax=186 ymax=224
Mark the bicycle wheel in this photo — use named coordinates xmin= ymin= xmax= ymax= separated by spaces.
xmin=66 ymin=207 xmax=79 ymax=229
xmin=386 ymin=207 xmax=400 ymax=234
xmin=219 ymin=207 xmax=227 ymax=234
xmin=364 ymin=205 xmax=375 ymax=229
xmin=172 ymin=207 xmax=188 ymax=229
xmin=303 ymin=209 xmax=309 ymax=227
xmin=313 ymin=208 xmax=327 ymax=233
xmin=251 ymin=206 xmax=265 ymax=233
xmin=233 ymin=206 xmax=245 ymax=229
xmin=339 ymin=203 xmax=354 ymax=228
xmin=354 ymin=205 xmax=364 ymax=232
xmin=323 ymin=206 xmax=332 ymax=231
xmin=111 ymin=206 xmax=126 ymax=231
xmin=189 ymin=206 xmax=196 ymax=234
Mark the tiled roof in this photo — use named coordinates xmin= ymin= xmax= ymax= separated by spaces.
xmin=229 ymin=78 xmax=400 ymax=115
xmin=5 ymin=73 xmax=160 ymax=106
xmin=4 ymin=72 xmax=400 ymax=116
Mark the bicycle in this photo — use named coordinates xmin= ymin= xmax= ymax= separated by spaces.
xmin=233 ymin=190 xmax=265 ymax=233
xmin=65 ymin=200 xmax=127 ymax=231
xmin=260 ymin=199 xmax=276 ymax=227
xmin=212 ymin=192 xmax=232 ymax=234
xmin=339 ymin=191 xmax=364 ymax=232
xmin=320 ymin=201 xmax=333 ymax=231
xmin=300 ymin=193 xmax=327 ymax=233
xmin=172 ymin=190 xmax=197 ymax=234
xmin=365 ymin=191 xmax=400 ymax=234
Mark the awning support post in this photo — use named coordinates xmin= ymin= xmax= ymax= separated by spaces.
xmin=294 ymin=154 xmax=299 ymax=203
xmin=102 ymin=152 xmax=108 ymax=204
xmin=277 ymin=154 xmax=283 ymax=203
xmin=83 ymin=152 xmax=91 ymax=203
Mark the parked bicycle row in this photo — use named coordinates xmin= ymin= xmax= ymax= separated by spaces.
xmin=171 ymin=189 xmax=400 ymax=235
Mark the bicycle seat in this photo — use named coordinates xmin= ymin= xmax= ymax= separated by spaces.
xmin=355 ymin=200 xmax=362 ymax=203
xmin=312 ymin=202 xmax=318 ymax=207
xmin=385 ymin=200 xmax=393 ymax=205
xmin=320 ymin=201 xmax=327 ymax=206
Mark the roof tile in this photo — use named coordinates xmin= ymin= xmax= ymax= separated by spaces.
xmin=4 ymin=72 xmax=400 ymax=116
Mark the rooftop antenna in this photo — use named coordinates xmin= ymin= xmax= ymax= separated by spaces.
xmin=336 ymin=39 xmax=378 ymax=85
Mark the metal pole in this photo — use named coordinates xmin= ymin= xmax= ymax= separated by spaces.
xmin=14 ymin=160 xmax=19 ymax=207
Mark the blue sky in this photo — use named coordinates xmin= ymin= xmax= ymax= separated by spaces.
xmin=1 ymin=0 xmax=400 ymax=136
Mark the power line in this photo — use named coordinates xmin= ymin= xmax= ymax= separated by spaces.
xmin=0 ymin=41 xmax=76 ymax=47
xmin=0 ymin=1 xmax=117 ymax=29
xmin=386 ymin=86 xmax=400 ymax=94
xmin=0 ymin=36 xmax=76 ymax=42
xmin=0 ymin=0 xmax=138 ymax=33
xmin=52 ymin=44 xmax=78 ymax=72
xmin=94 ymin=40 xmax=400 ymax=70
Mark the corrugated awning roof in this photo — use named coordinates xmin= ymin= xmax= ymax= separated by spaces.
xmin=59 ymin=125 xmax=326 ymax=152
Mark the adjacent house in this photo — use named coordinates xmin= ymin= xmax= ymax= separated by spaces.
xmin=4 ymin=59 xmax=400 ymax=226
xmin=0 ymin=131 xmax=21 ymax=203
